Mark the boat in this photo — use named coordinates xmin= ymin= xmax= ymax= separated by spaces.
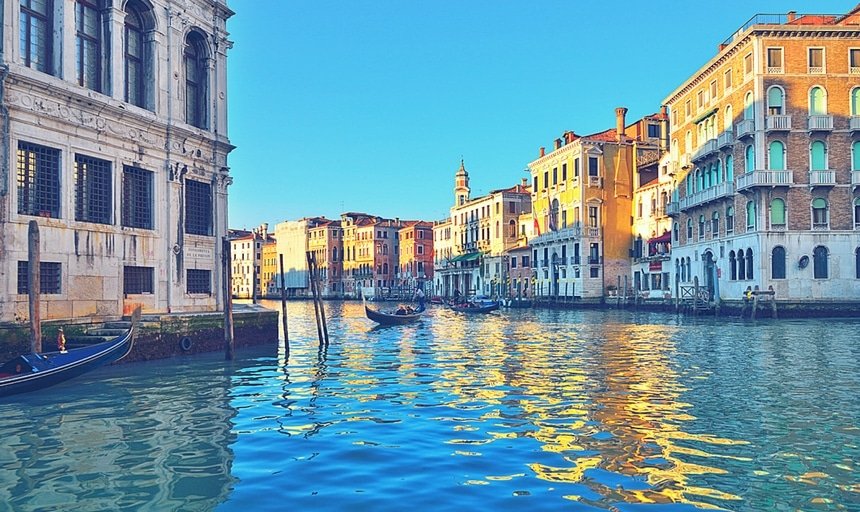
xmin=364 ymin=298 xmax=424 ymax=325
xmin=449 ymin=300 xmax=500 ymax=313
xmin=0 ymin=307 xmax=140 ymax=398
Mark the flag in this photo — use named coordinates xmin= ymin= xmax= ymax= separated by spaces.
xmin=533 ymin=217 xmax=541 ymax=236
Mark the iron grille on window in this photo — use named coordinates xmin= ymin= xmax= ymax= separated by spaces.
xmin=122 ymin=165 xmax=153 ymax=229
xmin=20 ymin=0 xmax=53 ymax=74
xmin=184 ymin=33 xmax=207 ymax=129
xmin=124 ymin=266 xmax=153 ymax=294
xmin=75 ymin=154 xmax=112 ymax=224
xmin=187 ymin=269 xmax=211 ymax=294
xmin=75 ymin=0 xmax=102 ymax=91
xmin=17 ymin=261 xmax=62 ymax=294
xmin=185 ymin=179 xmax=212 ymax=235
xmin=17 ymin=142 xmax=60 ymax=218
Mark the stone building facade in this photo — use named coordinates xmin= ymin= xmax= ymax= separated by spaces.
xmin=664 ymin=7 xmax=860 ymax=302
xmin=0 ymin=0 xmax=234 ymax=322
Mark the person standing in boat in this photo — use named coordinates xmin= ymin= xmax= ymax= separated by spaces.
xmin=414 ymin=287 xmax=425 ymax=310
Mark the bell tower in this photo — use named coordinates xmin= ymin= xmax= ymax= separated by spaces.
xmin=454 ymin=159 xmax=470 ymax=206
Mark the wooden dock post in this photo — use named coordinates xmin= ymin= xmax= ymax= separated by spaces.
xmin=279 ymin=254 xmax=290 ymax=354
xmin=769 ymin=285 xmax=778 ymax=319
xmin=28 ymin=221 xmax=42 ymax=354
xmin=306 ymin=252 xmax=329 ymax=345
xmin=222 ymin=237 xmax=234 ymax=360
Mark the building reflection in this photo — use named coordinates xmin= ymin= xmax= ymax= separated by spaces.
xmin=0 ymin=358 xmax=243 ymax=510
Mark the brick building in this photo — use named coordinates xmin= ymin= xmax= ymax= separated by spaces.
xmin=664 ymin=6 xmax=860 ymax=302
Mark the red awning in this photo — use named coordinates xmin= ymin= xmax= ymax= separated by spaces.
xmin=649 ymin=231 xmax=671 ymax=244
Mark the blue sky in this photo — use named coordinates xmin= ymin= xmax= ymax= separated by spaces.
xmin=225 ymin=0 xmax=852 ymax=230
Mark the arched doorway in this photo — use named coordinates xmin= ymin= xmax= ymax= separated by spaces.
xmin=702 ymin=251 xmax=716 ymax=300
xmin=551 ymin=252 xmax=560 ymax=297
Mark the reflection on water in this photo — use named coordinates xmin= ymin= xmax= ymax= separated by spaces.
xmin=2 ymin=300 xmax=859 ymax=511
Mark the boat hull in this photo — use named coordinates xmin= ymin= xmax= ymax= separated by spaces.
xmin=0 ymin=320 xmax=136 ymax=398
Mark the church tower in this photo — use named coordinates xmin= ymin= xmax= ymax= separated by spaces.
xmin=454 ymin=159 xmax=470 ymax=206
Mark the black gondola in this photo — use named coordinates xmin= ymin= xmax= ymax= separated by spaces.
xmin=449 ymin=301 xmax=500 ymax=313
xmin=0 ymin=308 xmax=140 ymax=398
xmin=364 ymin=298 xmax=424 ymax=325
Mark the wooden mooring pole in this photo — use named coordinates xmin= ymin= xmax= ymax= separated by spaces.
xmin=279 ymin=254 xmax=290 ymax=354
xmin=222 ymin=237 xmax=234 ymax=360
xmin=306 ymin=252 xmax=329 ymax=345
xmin=28 ymin=220 xmax=42 ymax=353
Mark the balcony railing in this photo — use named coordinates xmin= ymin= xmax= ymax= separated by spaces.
xmin=736 ymin=119 xmax=755 ymax=138
xmin=808 ymin=66 xmax=825 ymax=74
xmin=850 ymin=116 xmax=860 ymax=132
xmin=808 ymin=115 xmax=833 ymax=131
xmin=736 ymin=170 xmax=793 ymax=191
xmin=692 ymin=139 xmax=717 ymax=162
xmin=809 ymin=169 xmax=836 ymax=186
xmin=588 ymin=176 xmax=603 ymax=188
xmin=852 ymin=170 xmax=860 ymax=187
xmin=535 ymin=225 xmax=581 ymax=244
xmin=766 ymin=115 xmax=791 ymax=131
xmin=585 ymin=227 xmax=600 ymax=238
xmin=666 ymin=201 xmax=680 ymax=216
xmin=679 ymin=181 xmax=736 ymax=211
xmin=717 ymin=130 xmax=734 ymax=148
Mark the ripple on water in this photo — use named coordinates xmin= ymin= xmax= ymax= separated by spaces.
xmin=1 ymin=303 xmax=859 ymax=511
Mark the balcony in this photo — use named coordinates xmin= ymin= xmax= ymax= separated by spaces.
xmin=809 ymin=169 xmax=836 ymax=187
xmin=736 ymin=119 xmax=755 ymax=139
xmin=679 ymin=154 xmax=692 ymax=169
xmin=678 ymin=181 xmax=736 ymax=211
xmin=692 ymin=139 xmax=717 ymax=162
xmin=808 ymin=115 xmax=833 ymax=131
xmin=584 ymin=227 xmax=601 ymax=238
xmin=766 ymin=115 xmax=791 ymax=131
xmin=535 ymin=225 xmax=581 ymax=244
xmin=666 ymin=201 xmax=680 ymax=216
xmin=852 ymin=170 xmax=860 ymax=188
xmin=736 ymin=170 xmax=793 ymax=191
xmin=850 ymin=116 xmax=860 ymax=132
xmin=717 ymin=130 xmax=734 ymax=149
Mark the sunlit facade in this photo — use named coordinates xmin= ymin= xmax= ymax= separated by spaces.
xmin=664 ymin=7 xmax=860 ymax=302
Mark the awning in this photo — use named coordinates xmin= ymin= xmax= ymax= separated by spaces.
xmin=649 ymin=231 xmax=672 ymax=244
xmin=450 ymin=252 xmax=482 ymax=263
xmin=692 ymin=107 xmax=718 ymax=125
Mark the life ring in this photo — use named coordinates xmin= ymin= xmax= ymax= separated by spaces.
xmin=179 ymin=336 xmax=193 ymax=352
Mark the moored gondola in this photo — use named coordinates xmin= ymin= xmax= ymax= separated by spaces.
xmin=364 ymin=298 xmax=424 ymax=325
xmin=0 ymin=307 xmax=140 ymax=398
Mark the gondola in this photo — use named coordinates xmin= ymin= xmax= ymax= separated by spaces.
xmin=449 ymin=301 xmax=500 ymax=314
xmin=0 ymin=307 xmax=140 ymax=398
xmin=364 ymin=298 xmax=424 ymax=325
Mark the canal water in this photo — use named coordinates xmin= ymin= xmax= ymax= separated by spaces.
xmin=1 ymin=301 xmax=858 ymax=511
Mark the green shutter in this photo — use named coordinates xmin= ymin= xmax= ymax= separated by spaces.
xmin=770 ymin=198 xmax=785 ymax=225
xmin=810 ymin=141 xmax=826 ymax=171
xmin=853 ymin=141 xmax=860 ymax=171
xmin=809 ymin=87 xmax=825 ymax=115
xmin=769 ymin=141 xmax=784 ymax=171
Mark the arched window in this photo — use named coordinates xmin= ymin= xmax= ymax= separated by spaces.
xmin=332 ymin=247 xmax=339 ymax=262
xmin=76 ymin=0 xmax=106 ymax=92
xmin=729 ymin=250 xmax=737 ymax=280
xmin=856 ymin=247 xmax=860 ymax=279
xmin=696 ymin=168 xmax=704 ymax=191
xmin=737 ymin=249 xmax=746 ymax=279
xmin=686 ymin=175 xmax=693 ymax=195
xmin=768 ymin=141 xmax=785 ymax=170
xmin=685 ymin=131 xmax=692 ymax=154
xmin=185 ymin=31 xmax=210 ymax=129
xmin=746 ymin=201 xmax=756 ymax=230
xmin=810 ymin=141 xmax=827 ymax=171
xmin=770 ymin=198 xmax=786 ymax=229
xmin=809 ymin=86 xmax=827 ymax=115
xmin=20 ymin=0 xmax=54 ymax=74
xmin=854 ymin=198 xmax=860 ymax=229
xmin=812 ymin=198 xmax=828 ymax=229
xmin=726 ymin=155 xmax=734 ymax=182
xmin=712 ymin=162 xmax=720 ymax=185
xmin=746 ymin=248 xmax=754 ymax=280
xmin=852 ymin=87 xmax=860 ymax=116
xmin=698 ymin=214 xmax=705 ymax=239
xmin=767 ymin=86 xmax=784 ymax=115
xmin=711 ymin=211 xmax=720 ymax=236
xmin=703 ymin=166 xmax=711 ymax=189
xmin=508 ymin=219 xmax=516 ymax=237
xmin=813 ymin=245 xmax=828 ymax=279
xmin=673 ymin=222 xmax=679 ymax=242
xmin=686 ymin=218 xmax=693 ymax=240
xmin=726 ymin=206 xmax=734 ymax=234
xmin=744 ymin=92 xmax=754 ymax=120
xmin=854 ymin=141 xmax=860 ymax=171
xmin=686 ymin=257 xmax=691 ymax=282
xmin=124 ymin=0 xmax=153 ymax=108
xmin=745 ymin=144 xmax=755 ymax=172
xmin=724 ymin=105 xmax=733 ymax=131
xmin=772 ymin=246 xmax=787 ymax=279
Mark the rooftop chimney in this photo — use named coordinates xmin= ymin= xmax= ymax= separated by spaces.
xmin=787 ymin=11 xmax=797 ymax=22
xmin=521 ymin=177 xmax=528 ymax=188
xmin=539 ymin=146 xmax=545 ymax=157
xmin=554 ymin=138 xmax=562 ymax=150
xmin=615 ymin=107 xmax=628 ymax=142
xmin=659 ymin=105 xmax=669 ymax=152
